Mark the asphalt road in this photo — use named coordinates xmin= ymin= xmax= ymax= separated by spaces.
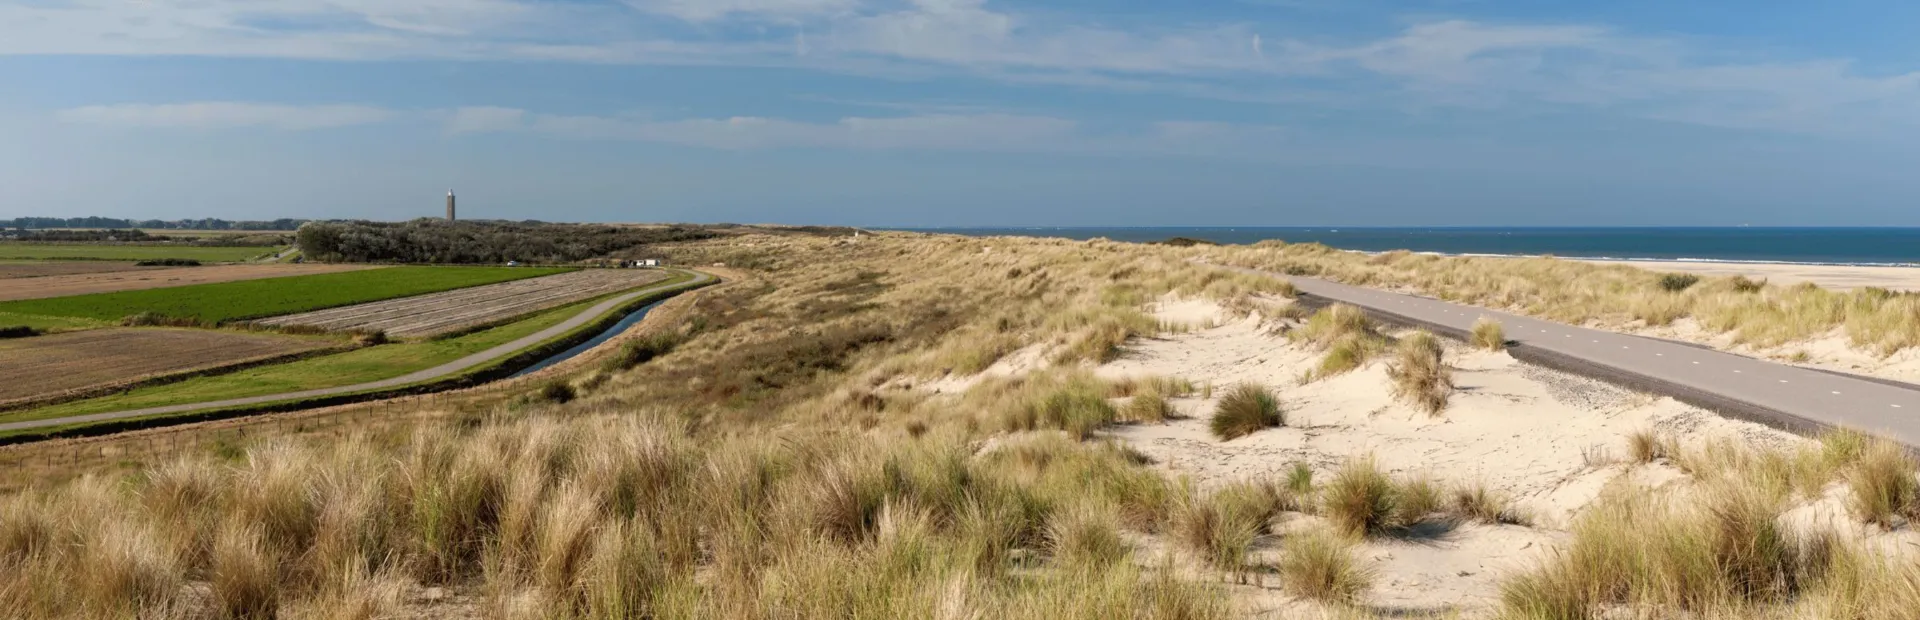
xmin=1229 ymin=266 xmax=1920 ymax=447
xmin=0 ymin=270 xmax=713 ymax=434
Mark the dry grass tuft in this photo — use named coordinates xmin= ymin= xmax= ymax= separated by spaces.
xmin=1846 ymin=440 xmax=1920 ymax=527
xmin=1208 ymin=383 xmax=1283 ymax=441
xmin=1471 ymin=317 xmax=1507 ymax=351
xmin=1277 ymin=528 xmax=1374 ymax=603
xmin=1628 ymin=429 xmax=1669 ymax=464
xmin=1322 ymin=456 xmax=1398 ymax=537
xmin=1387 ymin=331 xmax=1453 ymax=416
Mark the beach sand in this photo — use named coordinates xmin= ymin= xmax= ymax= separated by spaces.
xmin=1580 ymin=259 xmax=1920 ymax=291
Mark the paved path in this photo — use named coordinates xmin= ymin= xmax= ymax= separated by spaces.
xmin=1226 ymin=266 xmax=1920 ymax=447
xmin=0 ymin=270 xmax=713 ymax=434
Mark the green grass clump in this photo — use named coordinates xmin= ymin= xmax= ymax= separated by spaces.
xmin=0 ymin=266 xmax=569 ymax=324
xmin=1470 ymin=317 xmax=1506 ymax=351
xmin=1002 ymin=378 xmax=1117 ymax=440
xmin=1290 ymin=304 xmax=1374 ymax=349
xmin=1122 ymin=393 xmax=1175 ymax=424
xmin=1208 ymin=383 xmax=1281 ymax=441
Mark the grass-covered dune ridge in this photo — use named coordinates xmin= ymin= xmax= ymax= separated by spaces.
xmin=0 ymin=233 xmax=1296 ymax=618
xmin=1205 ymin=242 xmax=1920 ymax=357
xmin=5 ymin=231 xmax=1920 ymax=619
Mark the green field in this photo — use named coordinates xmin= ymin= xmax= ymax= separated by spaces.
xmin=1 ymin=295 xmax=605 ymax=424
xmin=0 ymin=244 xmax=278 ymax=262
xmin=0 ymin=266 xmax=573 ymax=324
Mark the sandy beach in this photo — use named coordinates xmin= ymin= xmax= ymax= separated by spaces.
xmin=1580 ymin=259 xmax=1920 ymax=291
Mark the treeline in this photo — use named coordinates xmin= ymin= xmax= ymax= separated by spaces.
xmin=3 ymin=217 xmax=306 ymax=230
xmin=297 ymin=219 xmax=721 ymax=264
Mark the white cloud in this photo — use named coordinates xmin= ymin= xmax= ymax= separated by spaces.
xmin=501 ymin=111 xmax=1083 ymax=151
xmin=630 ymin=0 xmax=859 ymax=22
xmin=56 ymin=102 xmax=396 ymax=130
xmin=7 ymin=1 xmax=1920 ymax=136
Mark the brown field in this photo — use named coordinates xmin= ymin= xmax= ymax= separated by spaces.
xmin=0 ymin=263 xmax=378 ymax=302
xmin=255 ymin=268 xmax=671 ymax=338
xmin=0 ymin=261 xmax=163 ymax=280
xmin=0 ymin=328 xmax=330 ymax=406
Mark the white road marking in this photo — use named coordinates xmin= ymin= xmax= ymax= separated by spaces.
xmin=1833 ymin=391 xmax=1843 ymax=395
xmin=1895 ymin=404 xmax=1904 ymax=409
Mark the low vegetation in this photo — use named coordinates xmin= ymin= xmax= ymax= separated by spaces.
xmin=1470 ymin=317 xmax=1506 ymax=351
xmin=1291 ymin=304 xmax=1389 ymax=382
xmin=1387 ymin=331 xmax=1453 ymax=415
xmin=1209 ymin=383 xmax=1282 ymax=440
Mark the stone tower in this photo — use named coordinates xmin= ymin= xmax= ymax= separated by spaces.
xmin=446 ymin=190 xmax=456 ymax=221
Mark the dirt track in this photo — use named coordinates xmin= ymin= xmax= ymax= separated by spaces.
xmin=0 ymin=328 xmax=330 ymax=405
xmin=255 ymin=269 xmax=669 ymax=339
xmin=0 ymin=264 xmax=380 ymax=302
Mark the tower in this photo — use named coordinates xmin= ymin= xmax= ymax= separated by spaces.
xmin=446 ymin=190 xmax=457 ymax=222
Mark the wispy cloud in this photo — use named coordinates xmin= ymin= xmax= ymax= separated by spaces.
xmin=56 ymin=102 xmax=397 ymax=130
xmin=8 ymin=1 xmax=1920 ymax=136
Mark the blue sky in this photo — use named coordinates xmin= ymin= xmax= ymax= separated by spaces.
xmin=3 ymin=0 xmax=1919 ymax=226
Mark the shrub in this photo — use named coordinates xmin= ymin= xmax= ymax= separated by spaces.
xmin=135 ymin=258 xmax=202 ymax=267
xmin=1387 ymin=331 xmax=1453 ymax=416
xmin=0 ymin=325 xmax=38 ymax=339
xmin=351 ymin=330 xmax=388 ymax=346
xmin=1470 ymin=317 xmax=1506 ymax=351
xmin=1323 ymin=457 xmax=1397 ymax=537
xmin=537 ymin=380 xmax=577 ymax=404
xmin=603 ymin=332 xmax=682 ymax=372
xmin=1728 ymin=275 xmax=1767 ymax=293
xmin=1656 ymin=273 xmax=1701 ymax=292
xmin=1209 ymin=383 xmax=1282 ymax=441
xmin=1278 ymin=528 xmax=1374 ymax=603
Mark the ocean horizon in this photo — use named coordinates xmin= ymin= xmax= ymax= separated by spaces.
xmin=888 ymin=227 xmax=1920 ymax=267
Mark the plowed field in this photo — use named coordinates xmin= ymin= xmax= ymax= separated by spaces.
xmin=0 ymin=329 xmax=329 ymax=405
xmin=255 ymin=269 xmax=669 ymax=339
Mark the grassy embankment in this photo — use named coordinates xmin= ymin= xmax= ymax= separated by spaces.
xmin=0 ymin=272 xmax=696 ymax=428
xmin=0 ymin=266 xmax=571 ymax=326
xmin=0 ymin=244 xmax=278 ymax=262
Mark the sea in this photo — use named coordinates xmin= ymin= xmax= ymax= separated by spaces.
xmin=888 ymin=227 xmax=1920 ymax=267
